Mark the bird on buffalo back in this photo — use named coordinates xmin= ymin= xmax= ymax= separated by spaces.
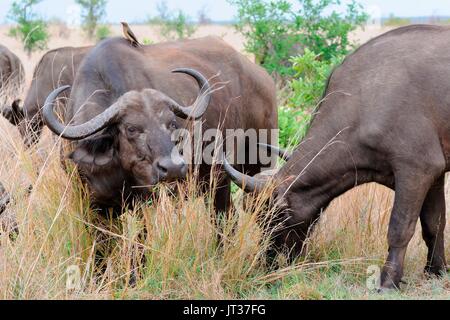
xmin=121 ymin=22 xmax=141 ymax=47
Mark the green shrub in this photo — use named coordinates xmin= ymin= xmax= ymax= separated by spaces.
xmin=150 ymin=5 xmax=197 ymax=41
xmin=228 ymin=0 xmax=366 ymax=147
xmin=8 ymin=0 xmax=50 ymax=56
xmin=160 ymin=10 xmax=197 ymax=40
xmin=229 ymin=0 xmax=298 ymax=78
xmin=229 ymin=0 xmax=367 ymax=80
xmin=383 ymin=14 xmax=411 ymax=27
xmin=75 ymin=0 xmax=108 ymax=39
xmin=278 ymin=105 xmax=308 ymax=148
xmin=142 ymin=37 xmax=154 ymax=45
xmin=95 ymin=24 xmax=111 ymax=42
xmin=279 ymin=49 xmax=345 ymax=147
xmin=289 ymin=49 xmax=344 ymax=109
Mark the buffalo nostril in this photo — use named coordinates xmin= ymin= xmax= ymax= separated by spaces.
xmin=156 ymin=161 xmax=169 ymax=176
xmin=180 ymin=163 xmax=188 ymax=176
xmin=155 ymin=157 xmax=187 ymax=181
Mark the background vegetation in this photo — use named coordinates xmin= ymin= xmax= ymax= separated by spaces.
xmin=229 ymin=0 xmax=367 ymax=79
xmin=7 ymin=0 xmax=49 ymax=56
xmin=149 ymin=1 xmax=197 ymax=40
xmin=75 ymin=0 xmax=108 ymax=39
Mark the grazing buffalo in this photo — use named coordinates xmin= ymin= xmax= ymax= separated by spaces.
xmin=43 ymin=35 xmax=277 ymax=214
xmin=223 ymin=25 xmax=449 ymax=290
xmin=0 ymin=44 xmax=24 ymax=96
xmin=2 ymin=46 xmax=91 ymax=147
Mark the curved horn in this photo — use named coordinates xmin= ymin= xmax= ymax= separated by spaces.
xmin=258 ymin=143 xmax=292 ymax=162
xmin=43 ymin=85 xmax=123 ymax=141
xmin=171 ymin=68 xmax=212 ymax=120
xmin=221 ymin=153 xmax=268 ymax=193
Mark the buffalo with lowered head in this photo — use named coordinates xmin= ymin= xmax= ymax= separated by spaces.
xmin=224 ymin=25 xmax=449 ymax=290
xmin=2 ymin=46 xmax=91 ymax=147
xmin=43 ymin=35 xmax=277 ymax=213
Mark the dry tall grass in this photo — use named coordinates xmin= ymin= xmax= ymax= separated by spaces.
xmin=0 ymin=25 xmax=448 ymax=300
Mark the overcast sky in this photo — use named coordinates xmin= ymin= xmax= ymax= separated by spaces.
xmin=1 ymin=0 xmax=450 ymax=24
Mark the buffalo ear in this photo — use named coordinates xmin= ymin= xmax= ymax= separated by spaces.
xmin=2 ymin=99 xmax=24 ymax=126
xmin=69 ymin=134 xmax=116 ymax=167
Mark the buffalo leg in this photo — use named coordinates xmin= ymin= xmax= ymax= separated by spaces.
xmin=214 ymin=174 xmax=232 ymax=240
xmin=420 ymin=176 xmax=447 ymax=276
xmin=214 ymin=175 xmax=231 ymax=216
xmin=381 ymin=169 xmax=441 ymax=289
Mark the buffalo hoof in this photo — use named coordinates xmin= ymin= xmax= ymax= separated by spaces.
xmin=424 ymin=264 xmax=448 ymax=277
xmin=377 ymin=286 xmax=397 ymax=294
xmin=380 ymin=276 xmax=400 ymax=291
xmin=377 ymin=279 xmax=406 ymax=293
xmin=379 ymin=273 xmax=407 ymax=291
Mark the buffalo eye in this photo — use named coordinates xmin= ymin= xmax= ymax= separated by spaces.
xmin=126 ymin=126 xmax=139 ymax=136
xmin=169 ymin=121 xmax=178 ymax=130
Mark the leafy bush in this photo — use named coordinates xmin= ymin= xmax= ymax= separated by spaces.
xmin=279 ymin=49 xmax=345 ymax=147
xmin=383 ymin=14 xmax=411 ymax=27
xmin=160 ymin=11 xmax=197 ymax=40
xmin=230 ymin=0 xmax=296 ymax=78
xmin=142 ymin=37 xmax=154 ymax=45
xmin=95 ymin=24 xmax=111 ymax=42
xmin=8 ymin=0 xmax=50 ymax=56
xmin=75 ymin=0 xmax=108 ymax=39
xmin=278 ymin=105 xmax=308 ymax=148
xmin=229 ymin=0 xmax=366 ymax=147
xmin=150 ymin=3 xmax=197 ymax=41
xmin=289 ymin=49 xmax=343 ymax=108
xmin=229 ymin=0 xmax=367 ymax=79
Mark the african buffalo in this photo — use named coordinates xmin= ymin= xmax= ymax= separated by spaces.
xmin=224 ymin=25 xmax=449 ymax=290
xmin=2 ymin=46 xmax=91 ymax=147
xmin=0 ymin=44 xmax=24 ymax=96
xmin=43 ymin=35 xmax=277 ymax=213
